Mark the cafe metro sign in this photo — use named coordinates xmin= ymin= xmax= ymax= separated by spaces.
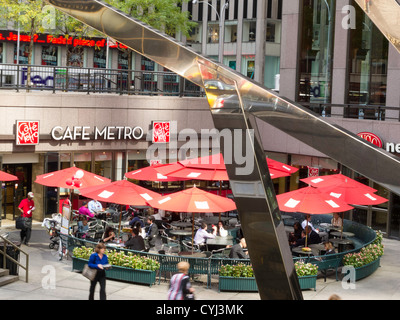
xmin=51 ymin=126 xmax=144 ymax=141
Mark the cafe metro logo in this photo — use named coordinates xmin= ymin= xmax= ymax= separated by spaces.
xmin=152 ymin=121 xmax=170 ymax=143
xmin=16 ymin=121 xmax=39 ymax=145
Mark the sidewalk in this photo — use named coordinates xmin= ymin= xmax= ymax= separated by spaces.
xmin=0 ymin=223 xmax=399 ymax=300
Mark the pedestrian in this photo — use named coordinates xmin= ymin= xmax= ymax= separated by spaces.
xmin=167 ymin=261 xmax=195 ymax=300
xmin=88 ymin=243 xmax=109 ymax=300
xmin=18 ymin=191 xmax=35 ymax=246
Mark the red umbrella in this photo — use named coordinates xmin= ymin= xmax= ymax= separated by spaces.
xmin=79 ymin=180 xmax=161 ymax=207
xmin=301 ymin=174 xmax=388 ymax=205
xmin=147 ymin=185 xmax=236 ymax=213
xmin=80 ymin=180 xmax=162 ymax=237
xmin=125 ymin=164 xmax=189 ymax=182
xmin=148 ymin=186 xmax=236 ymax=251
xmin=0 ymin=170 xmax=18 ymax=181
xmin=266 ymin=158 xmax=298 ymax=174
xmin=276 ymin=186 xmax=353 ymax=214
xmin=35 ymin=166 xmax=111 ymax=189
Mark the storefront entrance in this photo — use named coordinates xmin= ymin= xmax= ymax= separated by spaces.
xmin=1 ymin=163 xmax=32 ymax=221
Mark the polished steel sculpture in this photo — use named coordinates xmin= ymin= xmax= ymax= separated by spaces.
xmin=354 ymin=0 xmax=400 ymax=53
xmin=46 ymin=0 xmax=400 ymax=300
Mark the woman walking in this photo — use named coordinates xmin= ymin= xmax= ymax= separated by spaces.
xmin=88 ymin=243 xmax=108 ymax=300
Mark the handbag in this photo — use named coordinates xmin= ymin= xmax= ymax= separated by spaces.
xmin=16 ymin=216 xmax=27 ymax=230
xmin=82 ymin=264 xmax=97 ymax=281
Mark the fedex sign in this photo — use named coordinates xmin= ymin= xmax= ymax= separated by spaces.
xmin=21 ymin=68 xmax=53 ymax=87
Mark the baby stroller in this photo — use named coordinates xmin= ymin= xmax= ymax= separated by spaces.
xmin=42 ymin=213 xmax=62 ymax=250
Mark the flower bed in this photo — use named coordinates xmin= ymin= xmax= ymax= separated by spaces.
xmin=294 ymin=261 xmax=318 ymax=291
xmin=218 ymin=264 xmax=257 ymax=292
xmin=72 ymin=246 xmax=160 ymax=286
xmin=342 ymin=231 xmax=384 ymax=281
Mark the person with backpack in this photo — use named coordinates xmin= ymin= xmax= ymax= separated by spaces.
xmin=167 ymin=261 xmax=195 ymax=300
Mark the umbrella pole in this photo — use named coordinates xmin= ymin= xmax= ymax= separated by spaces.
xmin=118 ymin=205 xmax=122 ymax=239
xmin=305 ymin=220 xmax=308 ymax=247
xmin=192 ymin=212 xmax=194 ymax=254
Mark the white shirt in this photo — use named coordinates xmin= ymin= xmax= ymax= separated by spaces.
xmin=301 ymin=220 xmax=318 ymax=233
xmin=194 ymin=228 xmax=216 ymax=245
xmin=88 ymin=200 xmax=103 ymax=213
xmin=218 ymin=227 xmax=228 ymax=237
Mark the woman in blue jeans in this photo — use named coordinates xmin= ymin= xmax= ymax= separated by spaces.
xmin=88 ymin=243 xmax=108 ymax=300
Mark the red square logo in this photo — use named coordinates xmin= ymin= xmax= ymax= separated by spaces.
xmin=152 ymin=121 xmax=170 ymax=143
xmin=16 ymin=121 xmax=39 ymax=145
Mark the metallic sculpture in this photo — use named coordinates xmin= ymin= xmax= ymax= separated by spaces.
xmin=45 ymin=0 xmax=400 ymax=299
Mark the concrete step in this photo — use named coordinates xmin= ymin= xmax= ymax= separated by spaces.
xmin=0 ymin=274 xmax=19 ymax=286
xmin=0 ymin=268 xmax=9 ymax=277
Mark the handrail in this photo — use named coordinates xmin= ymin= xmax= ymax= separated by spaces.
xmin=0 ymin=235 xmax=29 ymax=283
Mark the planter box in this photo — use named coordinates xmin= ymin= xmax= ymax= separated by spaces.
xmin=298 ymin=275 xmax=317 ymax=291
xmin=72 ymin=257 xmax=157 ymax=287
xmin=218 ymin=276 xmax=258 ymax=292
xmin=354 ymin=257 xmax=380 ymax=281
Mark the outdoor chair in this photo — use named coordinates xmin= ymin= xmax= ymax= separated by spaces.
xmin=161 ymin=231 xmax=180 ymax=254
xmin=182 ymin=240 xmax=201 ymax=252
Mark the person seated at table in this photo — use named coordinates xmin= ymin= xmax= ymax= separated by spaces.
xmin=288 ymin=221 xmax=303 ymax=245
xmin=145 ymin=216 xmax=159 ymax=249
xmin=129 ymin=211 xmax=144 ymax=228
xmin=76 ymin=217 xmax=89 ymax=239
xmin=323 ymin=241 xmax=336 ymax=255
xmin=301 ymin=214 xmax=319 ymax=233
xmin=217 ymin=220 xmax=228 ymax=237
xmin=194 ymin=223 xmax=217 ymax=247
xmin=331 ymin=212 xmax=343 ymax=228
xmin=78 ymin=201 xmax=95 ymax=220
xmin=88 ymin=199 xmax=105 ymax=214
xmin=124 ymin=228 xmax=145 ymax=251
xmin=229 ymin=238 xmax=248 ymax=259
xmin=102 ymin=226 xmax=116 ymax=243
xmin=134 ymin=221 xmax=146 ymax=239
xmin=293 ymin=226 xmax=321 ymax=247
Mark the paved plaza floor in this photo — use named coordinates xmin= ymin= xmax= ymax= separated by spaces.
xmin=0 ymin=220 xmax=400 ymax=303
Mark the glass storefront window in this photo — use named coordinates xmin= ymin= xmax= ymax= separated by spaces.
xmin=372 ymin=210 xmax=387 ymax=233
xmin=242 ymin=20 xmax=256 ymax=42
xmin=347 ymin=2 xmax=388 ymax=107
xmin=93 ymin=47 xmax=107 ymax=68
xmin=266 ymin=20 xmax=281 ymax=43
xmin=74 ymin=152 xmax=92 ymax=171
xmin=224 ymin=21 xmax=237 ymax=42
xmin=14 ymin=43 xmax=31 ymax=64
xmin=94 ymin=151 xmax=112 ymax=180
xmin=207 ymin=22 xmax=219 ymax=43
xmin=41 ymin=46 xmax=58 ymax=66
xmin=67 ymin=47 xmax=84 ymax=67
xmin=298 ymin=0 xmax=335 ymax=103
xmin=187 ymin=23 xmax=202 ymax=44
xmin=0 ymin=43 xmax=4 ymax=63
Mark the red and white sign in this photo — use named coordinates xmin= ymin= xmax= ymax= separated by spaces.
xmin=152 ymin=121 xmax=170 ymax=143
xmin=307 ymin=166 xmax=320 ymax=177
xmin=357 ymin=132 xmax=383 ymax=148
xmin=16 ymin=121 xmax=39 ymax=145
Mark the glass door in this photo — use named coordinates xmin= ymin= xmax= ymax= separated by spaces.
xmin=44 ymin=153 xmax=60 ymax=217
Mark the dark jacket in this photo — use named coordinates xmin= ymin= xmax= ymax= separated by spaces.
xmin=294 ymin=230 xmax=321 ymax=247
xmin=125 ymin=235 xmax=145 ymax=251
xmin=229 ymin=243 xmax=247 ymax=259
xmin=146 ymin=223 xmax=159 ymax=247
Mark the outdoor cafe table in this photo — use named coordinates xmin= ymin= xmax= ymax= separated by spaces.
xmin=330 ymin=231 xmax=355 ymax=239
xmin=291 ymin=246 xmax=315 ymax=258
xmin=206 ymin=236 xmax=233 ymax=251
xmin=308 ymin=243 xmax=325 ymax=255
xmin=330 ymin=238 xmax=354 ymax=252
xmin=169 ymin=229 xmax=193 ymax=250
xmin=170 ymin=221 xmax=193 ymax=229
xmin=200 ymin=216 xmax=231 ymax=225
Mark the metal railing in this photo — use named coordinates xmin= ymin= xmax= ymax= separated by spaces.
xmin=300 ymin=102 xmax=399 ymax=121
xmin=0 ymin=234 xmax=29 ymax=283
xmin=0 ymin=63 xmax=204 ymax=97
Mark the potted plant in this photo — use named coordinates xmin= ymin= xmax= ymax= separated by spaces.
xmin=218 ymin=263 xmax=258 ymax=292
xmin=342 ymin=231 xmax=384 ymax=281
xmin=294 ymin=261 xmax=318 ymax=291
xmin=72 ymin=246 xmax=160 ymax=286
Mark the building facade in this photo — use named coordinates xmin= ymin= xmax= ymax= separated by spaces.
xmin=1 ymin=0 xmax=400 ymax=239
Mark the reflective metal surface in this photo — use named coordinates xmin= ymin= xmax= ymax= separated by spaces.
xmin=354 ymin=0 xmax=400 ymax=53
xmin=47 ymin=0 xmax=400 ymax=299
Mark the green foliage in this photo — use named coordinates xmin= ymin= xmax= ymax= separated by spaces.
xmin=72 ymin=246 xmax=160 ymax=271
xmin=294 ymin=261 xmax=318 ymax=277
xmin=219 ymin=264 xmax=254 ymax=278
xmin=105 ymin=0 xmax=197 ymax=37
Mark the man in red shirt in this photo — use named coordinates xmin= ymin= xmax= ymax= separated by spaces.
xmin=18 ymin=192 xmax=35 ymax=246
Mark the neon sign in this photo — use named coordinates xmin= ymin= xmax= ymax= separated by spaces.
xmin=0 ymin=30 xmax=127 ymax=49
